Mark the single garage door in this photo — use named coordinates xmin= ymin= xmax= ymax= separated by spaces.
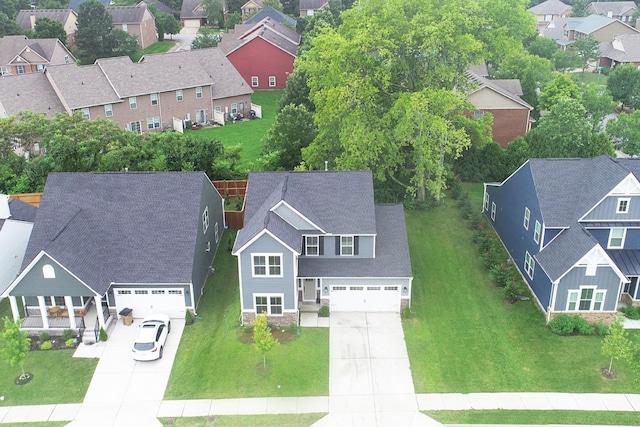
xmin=183 ymin=19 xmax=200 ymax=28
xmin=330 ymin=285 xmax=401 ymax=312
xmin=114 ymin=288 xmax=186 ymax=318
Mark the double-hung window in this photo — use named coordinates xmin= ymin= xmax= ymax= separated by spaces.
xmin=176 ymin=90 xmax=183 ymax=102
xmin=16 ymin=65 xmax=25 ymax=74
xmin=129 ymin=97 xmax=137 ymax=109
xmin=104 ymin=104 xmax=113 ymax=117
xmin=491 ymin=202 xmax=496 ymax=221
xmin=254 ymin=295 xmax=283 ymax=315
xmin=251 ymin=76 xmax=259 ymax=87
xmin=150 ymin=93 xmax=159 ymax=106
xmin=483 ymin=192 xmax=489 ymax=211
xmin=305 ymin=236 xmax=319 ymax=256
xmin=128 ymin=121 xmax=141 ymax=133
xmin=81 ymin=108 xmax=90 ymax=119
xmin=147 ymin=116 xmax=160 ymax=129
xmin=252 ymin=254 xmax=282 ymax=277
xmin=608 ymin=228 xmax=626 ymax=249
xmin=195 ymin=86 xmax=203 ymax=99
xmin=617 ymin=198 xmax=630 ymax=214
xmin=524 ymin=251 xmax=535 ymax=279
xmin=269 ymin=76 xmax=276 ymax=87
xmin=340 ymin=236 xmax=354 ymax=256
xmin=534 ymin=221 xmax=541 ymax=244
xmin=523 ymin=207 xmax=530 ymax=229
xmin=567 ymin=287 xmax=606 ymax=311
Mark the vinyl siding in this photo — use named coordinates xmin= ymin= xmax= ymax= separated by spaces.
xmin=588 ymin=227 xmax=640 ymax=249
xmin=9 ymin=254 xmax=96 ymax=297
xmin=583 ymin=195 xmax=640 ymax=221
xmin=553 ymin=266 xmax=621 ymax=311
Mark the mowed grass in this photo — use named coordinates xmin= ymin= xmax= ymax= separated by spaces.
xmin=164 ymin=230 xmax=329 ymax=399
xmin=427 ymin=410 xmax=640 ymax=425
xmin=131 ymin=40 xmax=177 ymax=62
xmin=0 ymin=299 xmax=98 ymax=406
xmin=185 ymin=90 xmax=284 ymax=168
xmin=404 ymin=187 xmax=639 ymax=393
xmin=158 ymin=414 xmax=326 ymax=427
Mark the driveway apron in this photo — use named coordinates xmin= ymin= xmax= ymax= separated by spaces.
xmin=313 ymin=312 xmax=441 ymax=427
xmin=68 ymin=318 xmax=185 ymax=427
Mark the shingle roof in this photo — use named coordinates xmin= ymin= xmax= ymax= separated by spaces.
xmin=244 ymin=6 xmax=296 ymax=27
xmin=0 ymin=72 xmax=65 ymax=118
xmin=21 ymin=172 xmax=208 ymax=295
xmin=536 ymin=224 xmax=599 ymax=281
xmin=8 ymin=199 xmax=37 ymax=223
xmin=600 ymin=34 xmax=640 ymax=63
xmin=0 ymin=35 xmax=68 ymax=67
xmin=588 ymin=1 xmax=637 ymax=16
xmin=46 ymin=63 xmax=121 ymax=109
xmin=528 ymin=0 xmax=572 ymax=15
xmin=107 ymin=5 xmax=148 ymax=24
xmin=300 ymin=0 xmax=329 ymax=11
xmin=138 ymin=0 xmax=174 ymax=15
xmin=69 ymin=0 xmax=110 ymax=13
xmin=467 ymin=70 xmax=532 ymax=110
xmin=574 ymin=14 xmax=619 ymax=34
xmin=15 ymin=9 xmax=75 ymax=32
xmin=180 ymin=0 xmax=205 ymax=19
xmin=219 ymin=18 xmax=300 ymax=57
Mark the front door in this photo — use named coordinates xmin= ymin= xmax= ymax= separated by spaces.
xmin=303 ymin=279 xmax=316 ymax=301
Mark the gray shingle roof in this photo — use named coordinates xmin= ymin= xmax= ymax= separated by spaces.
xmin=0 ymin=35 xmax=67 ymax=66
xmin=300 ymin=0 xmax=329 ymax=11
xmin=600 ymin=34 xmax=640 ymax=63
xmin=46 ymin=63 xmax=121 ymax=109
xmin=244 ymin=6 xmax=296 ymax=27
xmin=138 ymin=0 xmax=174 ymax=15
xmin=588 ymin=1 xmax=637 ymax=16
xmin=107 ymin=5 xmax=147 ymax=24
xmin=8 ymin=199 xmax=37 ymax=223
xmin=69 ymin=0 xmax=110 ymax=13
xmin=180 ymin=0 xmax=205 ymax=19
xmin=22 ymin=172 xmax=208 ymax=295
xmin=574 ymin=14 xmax=621 ymax=35
xmin=536 ymin=224 xmax=598 ymax=281
xmin=0 ymin=72 xmax=65 ymax=118
xmin=528 ymin=0 xmax=572 ymax=15
xmin=16 ymin=9 xmax=75 ymax=32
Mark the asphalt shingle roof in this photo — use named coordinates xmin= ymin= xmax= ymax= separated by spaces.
xmin=601 ymin=34 xmax=640 ymax=64
xmin=107 ymin=5 xmax=148 ymax=24
xmin=16 ymin=9 xmax=75 ymax=31
xmin=528 ymin=0 xmax=572 ymax=15
xmin=180 ymin=0 xmax=205 ymax=19
xmin=7 ymin=199 xmax=37 ymax=223
xmin=219 ymin=18 xmax=300 ymax=57
xmin=46 ymin=63 xmax=121 ymax=109
xmin=22 ymin=172 xmax=207 ymax=295
xmin=536 ymin=224 xmax=598 ymax=281
xmin=0 ymin=35 xmax=65 ymax=66
xmin=467 ymin=70 xmax=532 ymax=110
xmin=0 ymin=72 xmax=65 ymax=118
xmin=244 ymin=6 xmax=296 ymax=27
xmin=588 ymin=1 xmax=637 ymax=17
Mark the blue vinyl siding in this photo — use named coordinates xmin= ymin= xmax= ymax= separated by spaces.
xmin=484 ymin=163 xmax=554 ymax=309
xmin=304 ymin=235 xmax=374 ymax=258
xmin=583 ymin=195 xmax=640 ymax=221
xmin=588 ymin=227 xmax=640 ymax=249
xmin=240 ymin=233 xmax=296 ymax=310
xmin=553 ymin=266 xmax=620 ymax=311
xmin=9 ymin=254 xmax=96 ymax=297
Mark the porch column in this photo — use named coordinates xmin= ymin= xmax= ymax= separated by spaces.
xmin=65 ymin=296 xmax=76 ymax=329
xmin=9 ymin=296 xmax=20 ymax=322
xmin=94 ymin=295 xmax=106 ymax=329
xmin=37 ymin=296 xmax=49 ymax=329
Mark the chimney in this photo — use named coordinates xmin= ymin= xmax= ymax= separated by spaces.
xmin=30 ymin=13 xmax=36 ymax=29
xmin=0 ymin=194 xmax=10 ymax=220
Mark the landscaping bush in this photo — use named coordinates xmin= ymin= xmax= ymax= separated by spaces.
xmin=595 ymin=320 xmax=608 ymax=336
xmin=39 ymin=331 xmax=50 ymax=344
xmin=621 ymin=305 xmax=640 ymax=320
xmin=502 ymin=281 xmax=520 ymax=303
xmin=66 ymin=338 xmax=76 ymax=348
xmin=574 ymin=316 xmax=594 ymax=335
xmin=62 ymin=329 xmax=74 ymax=340
xmin=401 ymin=306 xmax=414 ymax=319
xmin=490 ymin=263 xmax=511 ymax=287
xmin=40 ymin=340 xmax=52 ymax=350
xmin=99 ymin=327 xmax=108 ymax=341
xmin=185 ymin=310 xmax=195 ymax=325
xmin=318 ymin=306 xmax=330 ymax=317
xmin=548 ymin=314 xmax=594 ymax=335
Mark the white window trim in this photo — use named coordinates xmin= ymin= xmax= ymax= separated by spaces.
xmin=104 ymin=104 xmax=113 ymax=117
xmin=567 ymin=287 xmax=606 ymax=311
xmin=617 ymin=197 xmax=630 ymax=214
xmin=305 ymin=235 xmax=319 ymax=256
xmin=607 ymin=227 xmax=626 ymax=249
xmin=254 ymin=293 xmax=284 ymax=316
xmin=340 ymin=235 xmax=354 ymax=256
xmin=202 ymin=206 xmax=209 ymax=234
xmin=524 ymin=251 xmax=535 ymax=279
xmin=483 ymin=192 xmax=489 ymax=211
xmin=176 ymin=90 xmax=183 ymax=102
xmin=196 ymin=86 xmax=203 ymax=99
xmin=150 ymin=93 xmax=159 ymax=106
xmin=251 ymin=253 xmax=283 ymax=277
xmin=534 ymin=220 xmax=541 ymax=244
xmin=251 ymin=76 xmax=259 ymax=86
xmin=129 ymin=97 xmax=137 ymax=109
xmin=523 ymin=207 xmax=530 ymax=230
xmin=269 ymin=76 xmax=276 ymax=87
xmin=491 ymin=202 xmax=496 ymax=221
xmin=147 ymin=116 xmax=160 ymax=129
xmin=81 ymin=108 xmax=90 ymax=120
xmin=214 ymin=222 xmax=219 ymax=243
xmin=42 ymin=264 xmax=55 ymax=279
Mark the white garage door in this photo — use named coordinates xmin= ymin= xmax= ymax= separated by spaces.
xmin=330 ymin=285 xmax=401 ymax=312
xmin=114 ymin=288 xmax=186 ymax=318
xmin=183 ymin=19 xmax=200 ymax=28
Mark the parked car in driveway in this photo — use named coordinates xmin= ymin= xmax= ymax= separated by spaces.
xmin=132 ymin=314 xmax=171 ymax=361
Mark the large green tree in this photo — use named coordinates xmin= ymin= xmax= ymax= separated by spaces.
xmin=33 ymin=17 xmax=67 ymax=44
xmin=202 ymin=0 xmax=224 ymax=27
xmin=262 ymin=104 xmax=317 ymax=170
xmin=606 ymin=110 xmax=640 ymax=156
xmin=580 ymin=83 xmax=615 ymax=132
xmin=75 ymin=0 xmax=115 ymax=63
xmin=573 ymin=35 xmax=600 ymax=73
xmin=526 ymin=36 xmax=557 ymax=60
xmin=191 ymin=27 xmax=221 ymax=49
xmin=493 ymin=51 xmax=554 ymax=112
xmin=538 ymin=72 xmax=580 ymax=111
xmin=607 ymin=64 xmax=640 ymax=110
xmin=0 ymin=11 xmax=21 ymax=36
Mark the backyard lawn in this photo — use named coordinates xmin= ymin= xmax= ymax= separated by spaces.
xmin=185 ymin=90 xmax=284 ymax=168
xmin=404 ymin=184 xmax=639 ymax=393
xmin=164 ymin=230 xmax=329 ymax=399
xmin=130 ymin=40 xmax=177 ymax=62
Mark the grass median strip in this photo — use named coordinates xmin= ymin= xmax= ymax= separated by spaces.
xmin=158 ymin=414 xmax=326 ymax=427
xmin=427 ymin=409 xmax=640 ymax=425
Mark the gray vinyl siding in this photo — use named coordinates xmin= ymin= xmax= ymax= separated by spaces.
xmin=107 ymin=283 xmax=191 ymax=307
xmin=191 ymin=175 xmax=224 ymax=307
xmin=9 ymin=254 xmax=96 ymax=297
xmin=240 ymin=233 xmax=296 ymax=310
xmin=320 ymin=235 xmax=374 ymax=258
xmin=583 ymin=195 xmax=640 ymax=221
xmin=322 ymin=277 xmax=411 ymax=297
xmin=273 ymin=204 xmax=315 ymax=229
xmin=553 ymin=266 xmax=621 ymax=311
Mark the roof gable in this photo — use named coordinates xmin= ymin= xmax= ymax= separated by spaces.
xmin=528 ymin=0 xmax=572 ymax=15
xmin=244 ymin=6 xmax=296 ymax=27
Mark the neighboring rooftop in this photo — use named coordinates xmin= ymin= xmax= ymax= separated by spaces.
xmin=244 ymin=5 xmax=296 ymax=27
xmin=0 ymin=72 xmax=65 ymax=118
xmin=15 ymin=9 xmax=76 ymax=32
xmin=527 ymin=0 xmax=572 ymax=15
xmin=69 ymin=0 xmax=110 ymax=13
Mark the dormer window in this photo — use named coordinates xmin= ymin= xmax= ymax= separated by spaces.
xmin=608 ymin=228 xmax=626 ymax=249
xmin=617 ymin=198 xmax=630 ymax=214
xmin=305 ymin=236 xmax=319 ymax=256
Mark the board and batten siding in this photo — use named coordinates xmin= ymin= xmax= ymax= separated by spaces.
xmin=583 ymin=195 xmax=640 ymax=221
xmin=588 ymin=227 xmax=640 ymax=250
xmin=239 ymin=233 xmax=296 ymax=310
xmin=9 ymin=254 xmax=96 ymax=297
xmin=553 ymin=266 xmax=621 ymax=311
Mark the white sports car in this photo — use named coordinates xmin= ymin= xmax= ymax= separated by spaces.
xmin=132 ymin=314 xmax=171 ymax=361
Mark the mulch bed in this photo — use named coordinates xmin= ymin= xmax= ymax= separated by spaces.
xmin=29 ymin=338 xmax=77 ymax=352
xmin=600 ymin=367 xmax=618 ymax=379
xmin=237 ymin=327 xmax=298 ymax=344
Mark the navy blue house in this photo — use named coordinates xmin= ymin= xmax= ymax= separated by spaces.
xmin=484 ymin=155 xmax=640 ymax=324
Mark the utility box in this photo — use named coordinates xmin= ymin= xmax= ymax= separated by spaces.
xmin=119 ymin=308 xmax=133 ymax=326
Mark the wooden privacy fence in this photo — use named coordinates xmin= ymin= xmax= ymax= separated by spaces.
xmin=9 ymin=193 xmax=43 ymax=207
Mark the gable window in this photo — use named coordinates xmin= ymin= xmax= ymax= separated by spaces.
xmin=36 ymin=64 xmax=45 ymax=73
xmin=104 ymin=104 xmax=113 ymax=117
xmin=491 ymin=202 xmax=496 ymax=221
xmin=340 ymin=236 xmax=354 ymax=256
xmin=176 ymin=90 xmax=183 ymax=102
xmin=147 ymin=116 xmax=160 ymax=129
xmin=64 ymin=55 xmax=69 ymax=63
xmin=150 ymin=93 xmax=159 ymax=106
xmin=524 ymin=251 xmax=535 ymax=279
xmin=129 ymin=97 xmax=137 ymax=109
xmin=202 ymin=206 xmax=209 ymax=233
xmin=16 ymin=65 xmax=25 ymax=75
xmin=254 ymin=294 xmax=283 ymax=315
xmin=608 ymin=228 xmax=626 ymax=249
xmin=269 ymin=76 xmax=276 ymax=87
xmin=251 ymin=76 xmax=259 ymax=87
xmin=81 ymin=108 xmax=90 ymax=120
xmin=305 ymin=236 xmax=319 ymax=256
xmin=534 ymin=221 xmax=541 ymax=244
xmin=483 ymin=192 xmax=489 ymax=211
xmin=195 ymin=86 xmax=203 ymax=99
xmin=127 ymin=121 xmax=141 ymax=133
xmin=523 ymin=207 xmax=530 ymax=229
xmin=567 ymin=287 xmax=606 ymax=311
xmin=42 ymin=264 xmax=55 ymax=279
xmin=617 ymin=198 xmax=630 ymax=214
xmin=252 ymin=254 xmax=282 ymax=277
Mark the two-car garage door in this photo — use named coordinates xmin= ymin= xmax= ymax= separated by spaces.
xmin=329 ymin=284 xmax=401 ymax=312
xmin=114 ymin=288 xmax=186 ymax=319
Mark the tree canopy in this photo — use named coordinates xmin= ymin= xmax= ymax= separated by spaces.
xmin=538 ymin=72 xmax=580 ymax=111
xmin=607 ymin=64 xmax=640 ymax=110
xmin=75 ymin=0 xmax=115 ymax=64
xmin=573 ymin=35 xmax=600 ymax=73
xmin=33 ymin=17 xmax=67 ymax=44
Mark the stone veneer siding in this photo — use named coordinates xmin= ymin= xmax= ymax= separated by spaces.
xmin=242 ymin=311 xmax=298 ymax=327
xmin=400 ymin=298 xmax=410 ymax=312
xmin=621 ymin=293 xmax=640 ymax=307
xmin=549 ymin=311 xmax=618 ymax=327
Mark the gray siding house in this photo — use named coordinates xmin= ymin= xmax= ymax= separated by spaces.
xmin=2 ymin=172 xmax=224 ymax=333
xmin=232 ymin=171 xmax=413 ymax=326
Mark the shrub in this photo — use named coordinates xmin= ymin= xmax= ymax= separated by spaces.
xmin=621 ymin=305 xmax=640 ymax=320
xmin=99 ymin=327 xmax=108 ymax=341
xmin=62 ymin=329 xmax=74 ymax=340
xmin=185 ymin=310 xmax=194 ymax=325
xmin=548 ymin=314 xmax=577 ymax=335
xmin=449 ymin=178 xmax=464 ymax=200
xmin=401 ymin=306 xmax=414 ymax=319
xmin=244 ymin=325 xmax=254 ymax=334
xmin=502 ymin=281 xmax=520 ymax=303
xmin=65 ymin=338 xmax=76 ymax=348
xmin=595 ymin=320 xmax=608 ymax=336
xmin=39 ymin=331 xmax=50 ymax=344
xmin=574 ymin=316 xmax=594 ymax=335
xmin=40 ymin=340 xmax=52 ymax=350
xmin=490 ymin=263 xmax=510 ymax=287
xmin=318 ymin=306 xmax=330 ymax=317
xmin=467 ymin=210 xmax=484 ymax=230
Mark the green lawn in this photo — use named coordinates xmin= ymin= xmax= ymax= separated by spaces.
xmin=184 ymin=90 xmax=284 ymax=168
xmin=158 ymin=414 xmax=326 ymax=427
xmin=130 ymin=40 xmax=177 ymax=62
xmin=0 ymin=299 xmax=98 ymax=406
xmin=164 ymin=230 xmax=329 ymax=399
xmin=570 ymin=70 xmax=608 ymax=88
xmin=427 ymin=410 xmax=640 ymax=425
xmin=404 ymin=186 xmax=639 ymax=393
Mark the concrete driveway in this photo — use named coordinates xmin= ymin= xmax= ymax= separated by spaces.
xmin=70 ymin=318 xmax=185 ymax=426
xmin=313 ymin=312 xmax=440 ymax=427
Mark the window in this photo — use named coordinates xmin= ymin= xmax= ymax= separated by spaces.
xmin=214 ymin=222 xmax=219 ymax=242
xmin=202 ymin=206 xmax=209 ymax=233
xmin=252 ymin=254 xmax=282 ymax=277
xmin=254 ymin=295 xmax=283 ymax=315
xmin=151 ymin=290 xmax=165 ymax=295
xmin=195 ymin=86 xmax=203 ymax=99
xmin=16 ymin=65 xmax=25 ymax=75
xmin=150 ymin=93 xmax=159 ymax=106
xmin=64 ymin=55 xmax=69 ymax=63
xmin=491 ymin=202 xmax=496 ymax=221
xmin=305 ymin=236 xmax=319 ymax=256
xmin=122 ymin=23 xmax=128 ymax=32
xmin=0 ymin=67 xmax=9 ymax=75
xmin=231 ymin=103 xmax=237 ymax=114
xmin=117 ymin=290 xmax=131 ymax=295
xmin=617 ymin=198 xmax=630 ymax=214
xmin=534 ymin=221 xmax=541 ymax=244
xmin=483 ymin=192 xmax=489 ymax=211
xmin=135 ymin=290 xmax=147 ymax=295
xmin=567 ymin=287 xmax=606 ymax=311
xmin=81 ymin=108 xmax=90 ymax=120
xmin=127 ymin=121 xmax=141 ymax=133
xmin=524 ymin=251 xmax=535 ymax=279
xmin=523 ymin=207 xmax=530 ymax=229
xmin=474 ymin=110 xmax=484 ymax=119
xmin=36 ymin=64 xmax=45 ymax=73
xmin=340 ymin=236 xmax=354 ymax=256
xmin=147 ymin=116 xmax=160 ymax=129
xmin=269 ymin=76 xmax=276 ymax=87
xmin=176 ymin=90 xmax=183 ymax=102
xmin=215 ymin=105 xmax=221 ymax=112
xmin=129 ymin=97 xmax=137 ymax=109
xmin=608 ymin=228 xmax=626 ymax=249
xmin=53 ymin=296 xmax=65 ymax=306
xmin=251 ymin=76 xmax=259 ymax=87
xmin=168 ymin=289 xmax=182 ymax=295
xmin=42 ymin=264 xmax=55 ymax=279
xmin=104 ymin=104 xmax=113 ymax=117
